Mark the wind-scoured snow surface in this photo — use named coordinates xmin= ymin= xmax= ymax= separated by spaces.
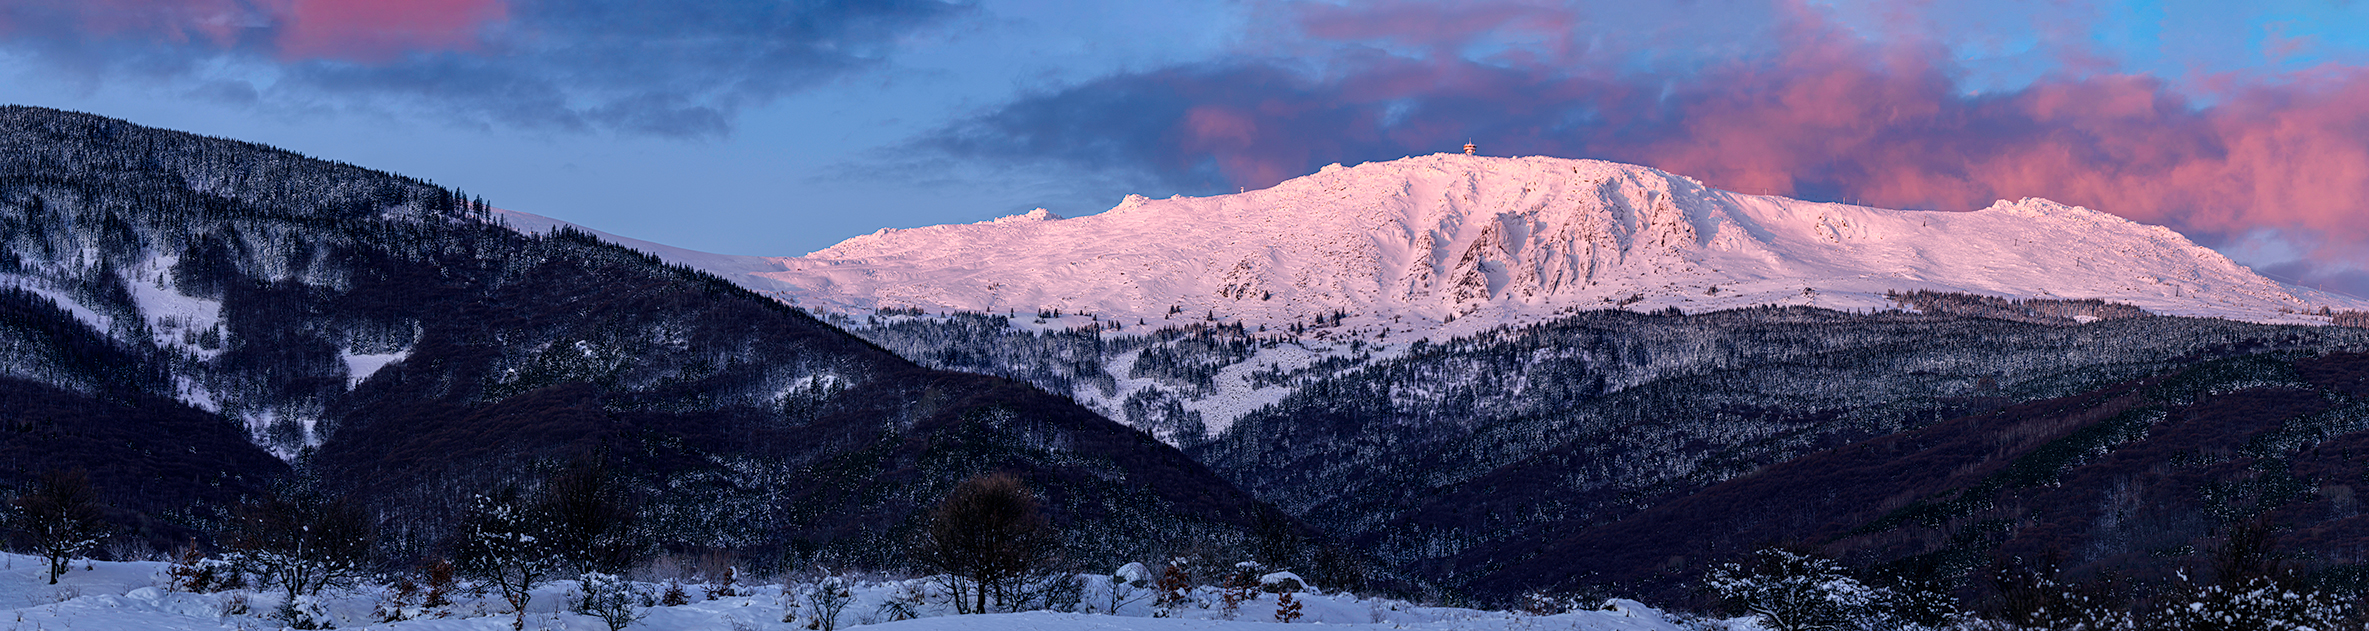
xmin=0 ymin=554 xmax=1699 ymax=631
xmin=716 ymin=154 xmax=2356 ymax=330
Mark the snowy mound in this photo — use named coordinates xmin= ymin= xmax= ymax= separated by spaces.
xmin=746 ymin=154 xmax=2357 ymax=328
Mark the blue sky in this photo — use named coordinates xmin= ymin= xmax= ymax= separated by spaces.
xmin=4 ymin=0 xmax=2369 ymax=295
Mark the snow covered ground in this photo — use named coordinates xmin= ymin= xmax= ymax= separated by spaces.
xmin=0 ymin=553 xmax=1722 ymax=631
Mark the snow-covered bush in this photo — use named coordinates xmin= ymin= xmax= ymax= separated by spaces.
xmin=2148 ymin=574 xmax=2355 ymax=631
xmin=224 ymin=488 xmax=375 ymax=603
xmin=1706 ymin=548 xmax=1922 ymax=631
xmin=872 ymin=580 xmax=926 ymax=622
xmin=807 ymin=575 xmax=855 ymax=631
xmin=1152 ymin=558 xmax=1194 ymax=617
xmin=1102 ymin=562 xmax=1153 ymax=614
xmin=454 ymin=489 xmax=561 ymax=629
xmin=572 ymin=572 xmax=651 ymax=631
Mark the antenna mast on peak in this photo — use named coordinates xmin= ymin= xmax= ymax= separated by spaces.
xmin=1463 ymin=140 xmax=1477 ymax=155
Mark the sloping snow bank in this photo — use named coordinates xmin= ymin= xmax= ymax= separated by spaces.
xmin=0 ymin=553 xmax=1706 ymax=631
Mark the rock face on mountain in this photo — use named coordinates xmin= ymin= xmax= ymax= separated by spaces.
xmin=753 ymin=154 xmax=2358 ymax=330
xmin=0 ymin=106 xmax=1309 ymax=572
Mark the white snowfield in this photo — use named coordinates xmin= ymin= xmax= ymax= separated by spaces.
xmin=493 ymin=154 xmax=2369 ymax=440
xmin=0 ymin=553 xmax=1706 ymax=631
xmin=601 ymin=153 xmax=2362 ymax=332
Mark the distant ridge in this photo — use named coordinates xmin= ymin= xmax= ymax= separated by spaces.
xmin=622 ymin=154 xmax=2365 ymax=332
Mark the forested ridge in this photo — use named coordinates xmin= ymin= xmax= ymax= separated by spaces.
xmin=0 ymin=105 xmax=1314 ymax=582
xmin=852 ymin=294 xmax=2369 ymax=599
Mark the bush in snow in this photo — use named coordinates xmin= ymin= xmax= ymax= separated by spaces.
xmin=1219 ymin=561 xmax=1265 ymax=620
xmin=573 ymin=572 xmax=652 ymax=631
xmin=374 ymin=574 xmax=424 ymax=622
xmin=165 ymin=541 xmax=231 ymax=593
xmin=276 ymin=594 xmax=334 ymax=630
xmin=9 ymin=469 xmax=110 ymax=584
xmin=1152 ymin=558 xmax=1194 ymax=618
xmin=872 ymin=581 xmax=925 ymax=623
xmin=454 ymin=487 xmax=562 ymax=630
xmin=806 ymin=575 xmax=855 ymax=631
xmin=226 ymin=484 xmax=376 ymax=603
xmin=1986 ymin=556 xmax=2134 ymax=631
xmin=2146 ymin=573 xmax=2356 ymax=631
xmin=1102 ymin=562 xmax=1153 ymax=614
xmin=706 ymin=566 xmax=743 ymax=599
xmin=420 ymin=558 xmax=458 ymax=612
xmin=1706 ymin=548 xmax=1904 ymax=631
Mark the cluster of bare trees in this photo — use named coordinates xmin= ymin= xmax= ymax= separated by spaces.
xmin=913 ymin=472 xmax=1063 ymax=614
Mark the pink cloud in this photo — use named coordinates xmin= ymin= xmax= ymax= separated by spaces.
xmin=0 ymin=0 xmax=506 ymax=63
xmin=1042 ymin=1 xmax=2369 ymax=273
xmin=275 ymin=0 xmax=507 ymax=63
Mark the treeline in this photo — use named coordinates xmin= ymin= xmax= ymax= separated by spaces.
xmin=1681 ymin=532 xmax=2362 ymax=631
xmin=6 ymin=462 xmax=1368 ymax=629
xmin=1885 ymin=289 xmax=2153 ymax=325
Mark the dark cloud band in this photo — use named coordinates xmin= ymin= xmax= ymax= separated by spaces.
xmin=0 ymin=0 xmax=965 ymax=137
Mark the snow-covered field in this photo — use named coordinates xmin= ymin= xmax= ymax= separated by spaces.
xmin=0 ymin=554 xmax=1717 ymax=631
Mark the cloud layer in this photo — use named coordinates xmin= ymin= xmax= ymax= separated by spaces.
xmin=928 ymin=0 xmax=2369 ymax=291
xmin=0 ymin=0 xmax=962 ymax=136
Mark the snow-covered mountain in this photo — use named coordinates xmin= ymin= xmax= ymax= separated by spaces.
xmin=700 ymin=154 xmax=2360 ymax=331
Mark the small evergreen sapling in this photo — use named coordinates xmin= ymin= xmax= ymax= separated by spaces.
xmin=1275 ymin=590 xmax=1303 ymax=623
xmin=165 ymin=541 xmax=218 ymax=593
xmin=374 ymin=574 xmax=422 ymax=622
xmin=420 ymin=559 xmax=457 ymax=612
xmin=705 ymin=566 xmax=741 ymax=599
xmin=1151 ymin=559 xmax=1193 ymax=618
xmin=1219 ymin=561 xmax=1263 ymax=620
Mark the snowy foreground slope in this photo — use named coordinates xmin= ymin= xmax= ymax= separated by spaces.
xmin=550 ymin=154 xmax=2367 ymax=332
xmin=0 ymin=554 xmax=1699 ymax=631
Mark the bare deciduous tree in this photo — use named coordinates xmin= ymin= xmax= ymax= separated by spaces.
xmin=913 ymin=472 xmax=1057 ymax=614
xmin=11 ymin=469 xmax=109 ymax=584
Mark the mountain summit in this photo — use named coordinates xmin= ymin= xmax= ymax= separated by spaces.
xmin=737 ymin=154 xmax=2355 ymax=328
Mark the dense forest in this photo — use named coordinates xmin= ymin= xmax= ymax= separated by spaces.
xmin=0 ymin=106 xmax=1317 ymax=585
xmin=851 ymin=293 xmax=2369 ymax=599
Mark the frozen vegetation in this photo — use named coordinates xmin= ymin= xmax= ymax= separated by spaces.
xmin=0 ymin=553 xmax=1705 ymax=631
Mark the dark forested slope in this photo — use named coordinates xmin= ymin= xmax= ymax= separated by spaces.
xmin=0 ymin=106 xmax=1303 ymax=572
xmin=1464 ymin=350 xmax=2369 ymax=605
